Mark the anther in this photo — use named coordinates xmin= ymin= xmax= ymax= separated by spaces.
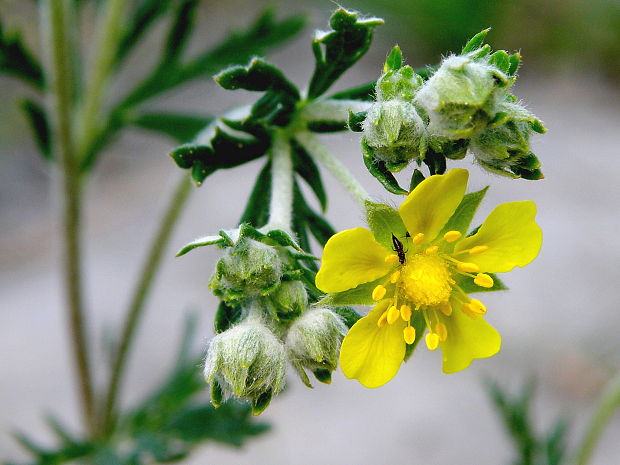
xmin=474 ymin=273 xmax=494 ymax=288
xmin=377 ymin=311 xmax=388 ymax=327
xmin=390 ymin=270 xmax=401 ymax=283
xmin=469 ymin=245 xmax=489 ymax=255
xmin=372 ymin=285 xmax=387 ymax=301
xmin=457 ymin=262 xmax=480 ymax=273
xmin=385 ymin=254 xmax=399 ymax=264
xmin=412 ymin=232 xmax=425 ymax=245
xmin=437 ymin=301 xmax=453 ymax=316
xmin=403 ymin=326 xmax=416 ymax=344
xmin=461 ymin=303 xmax=477 ymax=318
xmin=443 ymin=230 xmax=462 ymax=243
xmin=425 ymin=332 xmax=439 ymax=351
xmin=400 ymin=304 xmax=412 ymax=322
xmin=425 ymin=245 xmax=439 ymax=255
xmin=387 ymin=305 xmax=400 ymax=324
xmin=435 ymin=323 xmax=448 ymax=341
xmin=470 ymin=298 xmax=487 ymax=314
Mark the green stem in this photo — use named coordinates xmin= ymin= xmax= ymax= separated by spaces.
xmin=100 ymin=174 xmax=193 ymax=435
xmin=266 ymin=132 xmax=293 ymax=231
xmin=43 ymin=0 xmax=95 ymax=434
xmin=75 ymin=0 xmax=126 ymax=160
xmin=574 ymin=371 xmax=620 ymax=465
xmin=295 ymin=131 xmax=370 ymax=205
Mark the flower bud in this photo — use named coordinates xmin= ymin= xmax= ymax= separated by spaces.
xmin=209 ymin=238 xmax=284 ymax=303
xmin=204 ymin=313 xmax=286 ymax=413
xmin=268 ymin=280 xmax=308 ymax=322
xmin=285 ymin=308 xmax=347 ymax=376
xmin=415 ymin=55 xmax=510 ymax=139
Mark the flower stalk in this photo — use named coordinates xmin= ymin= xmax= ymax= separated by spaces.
xmin=266 ymin=132 xmax=294 ymax=231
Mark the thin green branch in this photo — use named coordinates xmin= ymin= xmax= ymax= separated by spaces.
xmin=42 ymin=0 xmax=95 ymax=434
xmin=266 ymin=132 xmax=293 ymax=231
xmin=574 ymin=371 xmax=620 ymax=465
xmin=100 ymin=174 xmax=193 ymax=435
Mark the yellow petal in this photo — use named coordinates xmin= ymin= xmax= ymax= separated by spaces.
xmin=439 ymin=300 xmax=501 ymax=374
xmin=398 ymin=169 xmax=469 ymax=242
xmin=316 ymin=227 xmax=393 ymax=293
xmin=454 ymin=201 xmax=542 ymax=273
xmin=339 ymin=301 xmax=406 ymax=388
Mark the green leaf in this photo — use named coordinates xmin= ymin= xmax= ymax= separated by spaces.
xmin=129 ymin=111 xmax=213 ymax=142
xmin=176 ymin=235 xmax=225 ymax=257
xmin=329 ymin=81 xmax=375 ymax=101
xmin=454 ymin=273 xmax=507 ymax=294
xmin=215 ymin=57 xmax=299 ymax=99
xmin=292 ymin=140 xmax=327 ymax=211
xmin=161 ymin=0 xmax=200 ymax=65
xmin=307 ymin=8 xmax=383 ymax=98
xmin=239 ymin=161 xmax=271 ymax=227
xmin=306 ymin=120 xmax=348 ymax=132
xmin=347 ymin=110 xmax=367 ymax=132
xmin=318 ymin=277 xmax=383 ymax=306
xmin=439 ymin=187 xmax=488 ymax=237
xmin=303 ymin=206 xmax=336 ymax=247
xmin=20 ymin=99 xmax=51 ymax=159
xmin=214 ymin=301 xmax=243 ymax=333
xmin=365 ymin=201 xmax=407 ymax=251
xmin=0 ymin=20 xmax=44 ymax=89
xmin=384 ymin=45 xmax=403 ymax=72
xmin=462 ymin=28 xmax=491 ymax=54
xmin=362 ymin=140 xmax=408 ymax=195
xmin=409 ymin=169 xmax=425 ymax=191
xmin=331 ymin=306 xmax=362 ymax=328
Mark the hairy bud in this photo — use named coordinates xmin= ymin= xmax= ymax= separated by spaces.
xmin=268 ymin=280 xmax=308 ymax=322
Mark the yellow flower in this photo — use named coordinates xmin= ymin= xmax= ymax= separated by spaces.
xmin=315 ymin=169 xmax=542 ymax=388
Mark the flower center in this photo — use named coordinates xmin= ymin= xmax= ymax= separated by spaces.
xmin=400 ymin=253 xmax=453 ymax=308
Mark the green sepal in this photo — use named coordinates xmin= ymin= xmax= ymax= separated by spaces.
xmin=507 ymin=52 xmax=521 ymax=77
xmin=422 ymin=147 xmax=447 ymax=175
xmin=462 ymin=28 xmax=491 ymax=54
xmin=384 ymin=45 xmax=403 ymax=72
xmin=292 ymin=361 xmax=313 ymax=388
xmin=365 ymin=201 xmax=407 ymax=251
xmin=455 ymin=273 xmax=508 ymax=294
xmin=403 ymin=309 xmax=427 ymax=362
xmin=210 ymin=379 xmax=224 ymax=408
xmin=292 ymin=141 xmax=327 ymax=211
xmin=331 ymin=306 xmax=362 ymax=328
xmin=529 ymin=119 xmax=547 ymax=134
xmin=215 ymin=57 xmax=299 ymax=99
xmin=129 ymin=111 xmax=213 ymax=142
xmin=317 ymin=277 xmax=383 ymax=307
xmin=313 ymin=369 xmax=332 ymax=384
xmin=469 ymin=44 xmax=492 ymax=60
xmin=214 ymin=301 xmax=243 ymax=333
xmin=176 ymin=235 xmax=226 ymax=257
xmin=409 ymin=169 xmax=425 ymax=191
xmin=348 ymin=110 xmax=367 ymax=132
xmin=239 ymin=161 xmax=271 ymax=227
xmin=218 ymin=229 xmax=235 ymax=246
xmin=489 ymin=50 xmax=511 ymax=74
xmin=21 ymin=99 xmax=51 ymax=160
xmin=362 ymin=140 xmax=408 ymax=195
xmin=439 ymin=187 xmax=488 ymax=238
xmin=251 ymin=390 xmax=273 ymax=416
xmin=307 ymin=8 xmax=383 ymax=99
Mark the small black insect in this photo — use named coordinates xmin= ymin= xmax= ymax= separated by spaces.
xmin=391 ymin=233 xmax=406 ymax=264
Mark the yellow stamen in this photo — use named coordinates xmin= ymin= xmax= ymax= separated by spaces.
xmin=403 ymin=326 xmax=416 ymax=344
xmin=425 ymin=332 xmax=439 ymax=351
xmin=400 ymin=304 xmax=412 ymax=322
xmin=387 ymin=305 xmax=400 ymax=324
xmin=461 ymin=303 xmax=477 ymax=318
xmin=412 ymin=232 xmax=425 ymax=245
xmin=435 ymin=323 xmax=448 ymax=341
xmin=443 ymin=230 xmax=462 ymax=243
xmin=385 ymin=254 xmax=399 ymax=264
xmin=425 ymin=245 xmax=439 ymax=255
xmin=390 ymin=270 xmax=401 ymax=283
xmin=372 ymin=285 xmax=387 ymax=301
xmin=470 ymin=298 xmax=487 ymax=315
xmin=437 ymin=301 xmax=453 ymax=316
xmin=469 ymin=245 xmax=489 ymax=255
xmin=377 ymin=311 xmax=388 ymax=327
xmin=474 ymin=273 xmax=494 ymax=288
xmin=456 ymin=262 xmax=480 ymax=273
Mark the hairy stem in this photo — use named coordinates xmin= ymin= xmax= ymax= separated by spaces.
xmin=574 ymin=371 xmax=620 ymax=465
xmin=100 ymin=174 xmax=193 ymax=435
xmin=266 ymin=132 xmax=293 ymax=231
xmin=295 ymin=131 xmax=370 ymax=205
xmin=42 ymin=0 xmax=95 ymax=434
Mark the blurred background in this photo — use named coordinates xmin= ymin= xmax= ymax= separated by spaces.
xmin=1 ymin=0 xmax=619 ymax=463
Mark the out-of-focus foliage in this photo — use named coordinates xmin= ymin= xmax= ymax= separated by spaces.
xmin=352 ymin=0 xmax=620 ymax=80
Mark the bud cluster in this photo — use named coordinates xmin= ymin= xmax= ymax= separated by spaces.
xmin=359 ymin=31 xmax=546 ymax=180
xmin=203 ymin=227 xmax=346 ymax=414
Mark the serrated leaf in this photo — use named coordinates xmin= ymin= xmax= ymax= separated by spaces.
xmin=215 ymin=57 xmax=299 ymax=99
xmin=292 ymin=141 xmax=327 ymax=211
xmin=21 ymin=99 xmax=51 ymax=159
xmin=176 ymin=235 xmax=225 ymax=257
xmin=362 ymin=141 xmax=408 ymax=195
xmin=130 ymin=111 xmax=213 ymax=142
xmin=308 ymin=8 xmax=383 ymax=98
xmin=239 ymin=161 xmax=271 ymax=227
xmin=462 ymin=28 xmax=491 ymax=54
xmin=365 ymin=201 xmax=407 ymax=251
xmin=439 ymin=187 xmax=488 ymax=238
xmin=317 ymin=277 xmax=383 ymax=306
xmin=454 ymin=273 xmax=507 ymax=293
